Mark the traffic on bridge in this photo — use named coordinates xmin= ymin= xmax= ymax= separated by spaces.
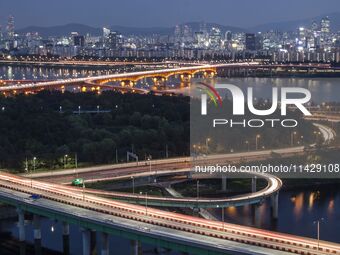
xmin=0 ymin=172 xmax=339 ymax=255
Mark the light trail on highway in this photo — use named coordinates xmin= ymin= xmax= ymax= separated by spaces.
xmin=28 ymin=168 xmax=283 ymax=208
xmin=0 ymin=172 xmax=339 ymax=255
xmin=32 ymin=145 xmax=306 ymax=184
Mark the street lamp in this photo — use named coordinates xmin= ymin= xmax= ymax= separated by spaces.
xmin=33 ymin=157 xmax=37 ymax=173
xmin=245 ymin=140 xmax=249 ymax=152
xmin=75 ymin=153 xmax=78 ymax=169
xmin=64 ymin=154 xmax=68 ymax=168
xmin=217 ymin=205 xmax=225 ymax=230
xmin=82 ymin=181 xmax=86 ymax=201
xmin=31 ymin=157 xmax=37 ymax=188
xmin=140 ymin=192 xmax=148 ymax=215
xmin=78 ymin=105 xmax=81 ymax=114
xmin=145 ymin=192 xmax=148 ymax=215
xmin=193 ymin=144 xmax=197 ymax=155
xmin=147 ymin=155 xmax=152 ymax=180
xmin=291 ymin=131 xmax=297 ymax=146
xmin=313 ymin=218 xmax=324 ymax=250
xmin=131 ymin=176 xmax=135 ymax=194
xmin=25 ymin=158 xmax=28 ymax=173
xmin=255 ymin=135 xmax=261 ymax=150
xmin=205 ymin=138 xmax=211 ymax=153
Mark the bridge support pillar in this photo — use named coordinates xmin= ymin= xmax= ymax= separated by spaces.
xmin=271 ymin=192 xmax=279 ymax=220
xmin=221 ymin=176 xmax=227 ymax=192
xmin=17 ymin=208 xmax=25 ymax=242
xmin=180 ymin=74 xmax=192 ymax=82
xmin=33 ymin=215 xmax=42 ymax=255
xmin=130 ymin=240 xmax=142 ymax=255
xmin=62 ymin=222 xmax=70 ymax=255
xmin=252 ymin=176 xmax=257 ymax=193
xmin=156 ymin=247 xmax=170 ymax=254
xmin=90 ymin=230 xmax=97 ymax=254
xmin=254 ymin=204 xmax=261 ymax=227
xmin=33 ymin=214 xmax=41 ymax=240
xmin=81 ymin=228 xmax=91 ymax=255
xmin=63 ymin=222 xmax=70 ymax=236
xmin=100 ymin=232 xmax=109 ymax=255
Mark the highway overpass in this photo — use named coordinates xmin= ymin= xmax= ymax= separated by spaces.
xmin=0 ymin=172 xmax=339 ymax=255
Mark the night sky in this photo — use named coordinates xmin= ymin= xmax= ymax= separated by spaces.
xmin=1 ymin=0 xmax=340 ymax=29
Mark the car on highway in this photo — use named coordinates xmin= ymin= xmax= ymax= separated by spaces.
xmin=71 ymin=178 xmax=84 ymax=186
xmin=29 ymin=194 xmax=41 ymax=200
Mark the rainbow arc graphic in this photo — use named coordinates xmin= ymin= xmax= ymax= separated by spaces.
xmin=197 ymin=82 xmax=223 ymax=107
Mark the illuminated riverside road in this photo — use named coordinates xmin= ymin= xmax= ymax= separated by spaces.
xmin=0 ymin=172 xmax=339 ymax=255
xmin=313 ymin=123 xmax=336 ymax=144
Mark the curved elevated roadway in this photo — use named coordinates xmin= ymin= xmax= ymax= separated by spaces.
xmin=32 ymin=168 xmax=283 ymax=208
xmin=0 ymin=172 xmax=339 ymax=255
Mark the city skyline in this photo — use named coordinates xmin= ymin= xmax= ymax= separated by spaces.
xmin=1 ymin=13 xmax=339 ymax=63
xmin=1 ymin=0 xmax=340 ymax=29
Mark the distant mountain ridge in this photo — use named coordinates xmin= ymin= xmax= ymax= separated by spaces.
xmin=16 ymin=13 xmax=340 ymax=37
xmin=17 ymin=22 xmax=246 ymax=37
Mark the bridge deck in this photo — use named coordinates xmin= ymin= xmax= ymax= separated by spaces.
xmin=0 ymin=188 xmax=293 ymax=255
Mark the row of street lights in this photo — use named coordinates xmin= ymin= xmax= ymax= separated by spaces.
xmin=59 ymin=105 xmax=119 ymax=114
xmin=193 ymin=135 xmax=263 ymax=153
xmin=25 ymin=157 xmax=37 ymax=188
xmin=25 ymin=157 xmax=37 ymax=173
xmin=195 ymin=131 xmax=310 ymax=154
xmin=25 ymin=154 xmax=78 ymax=172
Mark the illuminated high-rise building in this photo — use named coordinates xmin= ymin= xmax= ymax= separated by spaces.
xmin=6 ymin=15 xmax=15 ymax=39
xmin=103 ymin=27 xmax=110 ymax=38
xmin=107 ymin=31 xmax=122 ymax=49
xmin=183 ymin=25 xmax=192 ymax=41
xmin=298 ymin=27 xmax=306 ymax=41
xmin=245 ymin=33 xmax=256 ymax=51
xmin=255 ymin=32 xmax=263 ymax=50
xmin=209 ymin=27 xmax=221 ymax=48
xmin=225 ymin=31 xmax=232 ymax=41
xmin=195 ymin=31 xmax=205 ymax=48
xmin=74 ymin=35 xmax=85 ymax=47
xmin=311 ymin=21 xmax=318 ymax=32
xmin=108 ymin=31 xmax=117 ymax=49
xmin=321 ymin=16 xmax=330 ymax=35
xmin=174 ymin=25 xmax=181 ymax=37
